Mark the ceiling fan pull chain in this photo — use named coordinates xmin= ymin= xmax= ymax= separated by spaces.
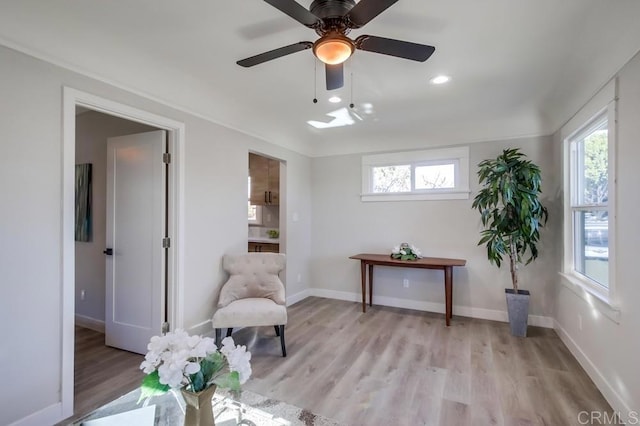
xmin=350 ymin=71 xmax=355 ymax=109
xmin=313 ymin=59 xmax=318 ymax=104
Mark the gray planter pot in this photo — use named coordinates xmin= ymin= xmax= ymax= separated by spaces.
xmin=505 ymin=289 xmax=530 ymax=337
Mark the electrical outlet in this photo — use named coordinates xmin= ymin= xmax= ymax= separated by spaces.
xmin=578 ymin=314 xmax=582 ymax=331
xmin=403 ymin=278 xmax=409 ymax=288
xmin=297 ymin=274 xmax=302 ymax=283
xmin=80 ymin=290 xmax=86 ymax=301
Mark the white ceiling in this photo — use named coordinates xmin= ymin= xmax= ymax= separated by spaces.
xmin=1 ymin=0 xmax=640 ymax=156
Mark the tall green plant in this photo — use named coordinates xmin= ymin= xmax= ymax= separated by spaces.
xmin=472 ymin=148 xmax=548 ymax=292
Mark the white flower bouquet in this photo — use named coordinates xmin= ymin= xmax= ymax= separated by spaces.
xmin=138 ymin=329 xmax=251 ymax=402
xmin=391 ymin=242 xmax=422 ymax=261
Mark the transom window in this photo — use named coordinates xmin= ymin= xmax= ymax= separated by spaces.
xmin=362 ymin=147 xmax=469 ymax=201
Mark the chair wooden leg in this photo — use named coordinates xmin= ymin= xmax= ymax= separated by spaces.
xmin=226 ymin=328 xmax=233 ymax=337
xmin=278 ymin=325 xmax=286 ymax=357
xmin=274 ymin=325 xmax=280 ymax=337
xmin=215 ymin=328 xmax=221 ymax=348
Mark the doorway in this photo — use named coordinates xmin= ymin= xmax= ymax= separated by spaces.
xmin=75 ymin=111 xmax=165 ymax=352
xmin=61 ymin=88 xmax=185 ymax=419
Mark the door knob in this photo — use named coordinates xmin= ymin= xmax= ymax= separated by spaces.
xmin=103 ymin=248 xmax=113 ymax=256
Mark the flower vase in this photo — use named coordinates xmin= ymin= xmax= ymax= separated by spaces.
xmin=181 ymin=385 xmax=217 ymax=426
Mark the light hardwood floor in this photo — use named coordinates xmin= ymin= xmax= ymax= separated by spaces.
xmin=65 ymin=297 xmax=613 ymax=425
xmin=59 ymin=326 xmax=144 ymax=424
xmin=237 ymin=297 xmax=614 ymax=426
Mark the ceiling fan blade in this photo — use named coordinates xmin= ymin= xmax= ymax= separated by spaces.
xmin=345 ymin=0 xmax=398 ymax=28
xmin=355 ymin=35 xmax=435 ymax=62
xmin=237 ymin=42 xmax=313 ymax=67
xmin=263 ymin=0 xmax=320 ymax=27
xmin=326 ymin=63 xmax=344 ymax=90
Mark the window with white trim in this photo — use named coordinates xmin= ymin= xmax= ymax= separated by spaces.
xmin=361 ymin=147 xmax=470 ymax=201
xmin=248 ymin=177 xmax=262 ymax=225
xmin=564 ymin=107 xmax=615 ymax=296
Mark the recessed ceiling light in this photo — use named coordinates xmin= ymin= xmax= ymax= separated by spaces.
xmin=430 ymin=75 xmax=450 ymax=85
xmin=328 ymin=96 xmax=341 ymax=103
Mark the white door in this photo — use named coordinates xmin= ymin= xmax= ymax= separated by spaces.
xmin=105 ymin=130 xmax=166 ymax=354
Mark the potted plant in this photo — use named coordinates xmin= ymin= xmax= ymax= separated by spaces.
xmin=472 ymin=148 xmax=548 ymax=337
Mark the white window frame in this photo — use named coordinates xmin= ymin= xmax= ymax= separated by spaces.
xmin=562 ymin=83 xmax=617 ymax=307
xmin=248 ymin=176 xmax=262 ymax=225
xmin=248 ymin=202 xmax=263 ymax=225
xmin=361 ymin=146 xmax=470 ymax=202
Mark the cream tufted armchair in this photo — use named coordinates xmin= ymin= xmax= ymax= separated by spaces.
xmin=212 ymin=253 xmax=287 ymax=357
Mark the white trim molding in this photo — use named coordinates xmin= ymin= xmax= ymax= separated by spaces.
xmin=561 ymin=78 xmax=618 ymax=306
xmin=554 ymin=320 xmax=634 ymax=424
xmin=287 ymin=289 xmax=311 ymax=306
xmin=361 ymin=146 xmax=470 ymax=202
xmin=188 ymin=319 xmax=215 ymax=338
xmin=74 ymin=314 xmax=105 ymax=333
xmin=61 ymin=87 xmax=186 ymax=421
xmin=8 ymin=403 xmax=63 ymax=426
xmin=305 ymin=288 xmax=554 ymax=328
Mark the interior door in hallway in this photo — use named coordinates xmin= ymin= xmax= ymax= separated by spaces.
xmin=105 ymin=130 xmax=166 ymax=354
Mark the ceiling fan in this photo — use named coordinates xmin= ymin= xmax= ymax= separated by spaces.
xmin=237 ymin=0 xmax=436 ymax=90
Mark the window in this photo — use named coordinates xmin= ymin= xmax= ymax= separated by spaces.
xmin=564 ymin=106 xmax=615 ymax=298
xmin=248 ymin=177 xmax=262 ymax=225
xmin=361 ymin=147 xmax=470 ymax=201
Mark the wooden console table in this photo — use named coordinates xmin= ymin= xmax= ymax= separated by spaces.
xmin=349 ymin=253 xmax=467 ymax=326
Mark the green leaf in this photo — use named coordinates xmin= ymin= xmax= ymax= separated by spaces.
xmin=190 ymin=370 xmax=205 ymax=393
xmin=200 ymin=352 xmax=225 ymax=383
xmin=212 ymin=371 xmax=241 ymax=392
xmin=472 ymin=148 xmax=548 ymax=281
xmin=138 ymin=371 xmax=169 ymax=404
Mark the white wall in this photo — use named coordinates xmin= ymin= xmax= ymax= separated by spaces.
xmin=246 ymin=147 xmax=313 ymax=302
xmin=554 ymin=50 xmax=640 ymax=417
xmin=310 ymin=136 xmax=561 ymax=323
xmin=0 ymin=45 xmax=312 ymax=425
xmin=75 ymin=111 xmax=155 ymax=324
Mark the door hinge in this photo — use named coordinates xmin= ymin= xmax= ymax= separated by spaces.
xmin=162 ymin=237 xmax=171 ymax=248
xmin=163 ymin=153 xmax=171 ymax=164
xmin=162 ymin=322 xmax=170 ymax=334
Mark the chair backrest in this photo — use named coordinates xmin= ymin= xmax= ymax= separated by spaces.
xmin=218 ymin=253 xmax=286 ymax=308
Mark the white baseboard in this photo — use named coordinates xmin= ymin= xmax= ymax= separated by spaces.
xmin=308 ymin=288 xmax=554 ymax=328
xmin=287 ymin=289 xmax=311 ymax=306
xmin=188 ymin=319 xmax=214 ymax=338
xmin=8 ymin=402 xmax=63 ymax=426
xmin=554 ymin=320 xmax=634 ymax=423
xmin=75 ymin=314 xmax=105 ymax=333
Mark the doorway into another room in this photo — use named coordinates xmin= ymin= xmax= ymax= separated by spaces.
xmin=61 ymin=88 xmax=185 ymax=421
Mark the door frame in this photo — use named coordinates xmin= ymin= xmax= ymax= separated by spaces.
xmin=61 ymin=87 xmax=185 ymax=418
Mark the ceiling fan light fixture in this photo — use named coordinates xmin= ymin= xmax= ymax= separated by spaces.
xmin=313 ymin=35 xmax=354 ymax=65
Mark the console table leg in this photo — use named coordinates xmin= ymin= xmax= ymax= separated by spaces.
xmin=360 ymin=260 xmax=366 ymax=313
xmin=368 ymin=264 xmax=373 ymax=307
xmin=445 ymin=266 xmax=453 ymax=326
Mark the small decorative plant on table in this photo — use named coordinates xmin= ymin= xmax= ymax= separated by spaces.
xmin=139 ymin=329 xmax=251 ymax=426
xmin=391 ymin=243 xmax=422 ymax=261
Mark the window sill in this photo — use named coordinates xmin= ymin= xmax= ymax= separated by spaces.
xmin=558 ymin=272 xmax=620 ymax=323
xmin=361 ymin=189 xmax=470 ymax=202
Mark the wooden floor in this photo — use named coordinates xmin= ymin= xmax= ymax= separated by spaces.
xmin=236 ymin=297 xmax=614 ymax=426
xmin=58 ymin=326 xmax=144 ymax=424
xmin=63 ymin=298 xmax=613 ymax=425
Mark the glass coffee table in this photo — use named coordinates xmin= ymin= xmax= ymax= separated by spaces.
xmin=72 ymin=387 xmax=342 ymax=426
